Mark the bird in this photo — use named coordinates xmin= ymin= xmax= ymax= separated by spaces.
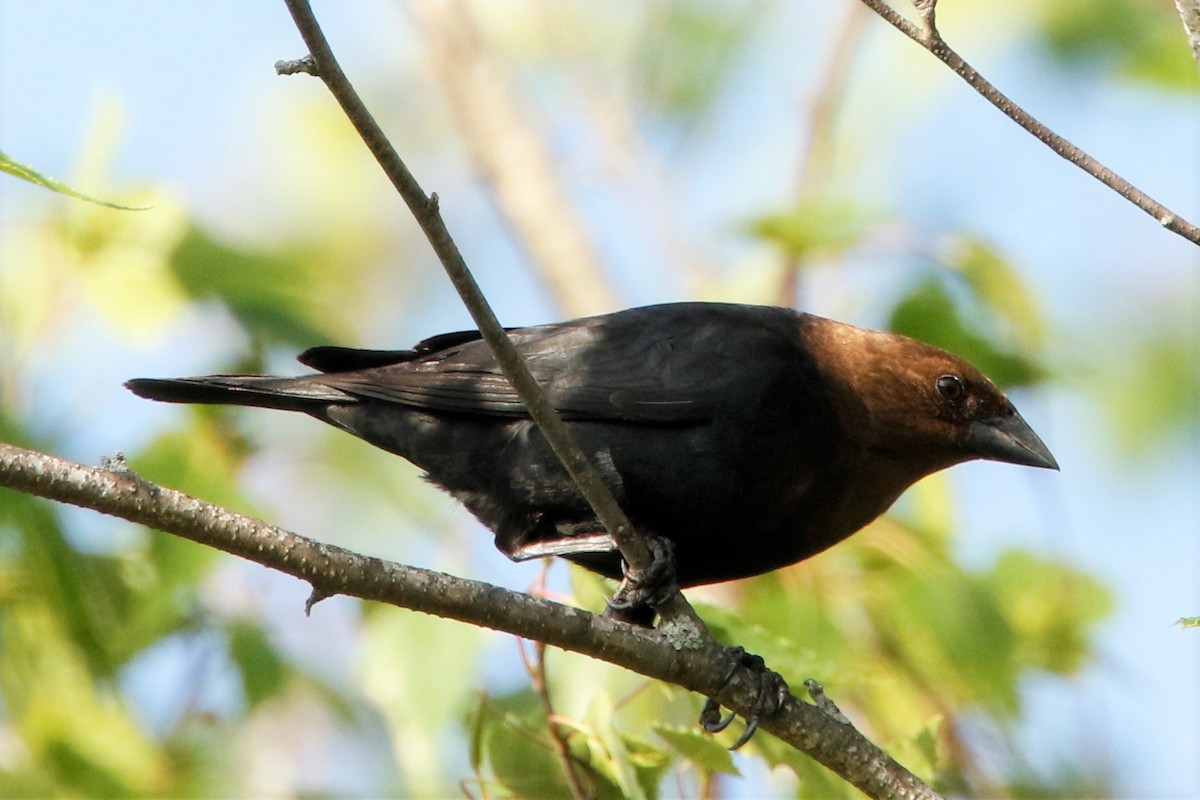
xmin=126 ymin=301 xmax=1058 ymax=589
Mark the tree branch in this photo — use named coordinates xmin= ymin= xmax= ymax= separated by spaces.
xmin=1176 ymin=0 xmax=1200 ymax=71
xmin=0 ymin=441 xmax=939 ymax=800
xmin=277 ymin=0 xmax=662 ymax=594
xmin=859 ymin=0 xmax=1200 ymax=247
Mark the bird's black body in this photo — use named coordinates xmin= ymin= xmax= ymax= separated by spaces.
xmin=127 ymin=302 xmax=1057 ymax=587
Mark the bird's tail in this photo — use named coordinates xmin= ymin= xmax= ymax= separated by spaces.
xmin=125 ymin=375 xmax=352 ymax=413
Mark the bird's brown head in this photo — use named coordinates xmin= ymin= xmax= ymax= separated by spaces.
xmin=801 ymin=316 xmax=1059 ymax=475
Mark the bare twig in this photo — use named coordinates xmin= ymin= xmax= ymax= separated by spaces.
xmin=273 ymin=56 xmax=317 ymax=76
xmin=521 ymin=640 xmax=591 ymax=800
xmin=408 ymin=0 xmax=618 ymax=317
xmin=859 ymin=0 xmax=1200 ymax=246
xmin=523 ymin=564 xmax=590 ymax=799
xmin=0 ymin=441 xmax=940 ymax=800
xmin=1176 ymin=0 xmax=1200 ymax=70
xmin=278 ymin=0 xmax=665 ymax=595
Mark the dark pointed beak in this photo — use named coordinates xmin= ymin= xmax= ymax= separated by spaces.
xmin=966 ymin=411 xmax=1059 ymax=470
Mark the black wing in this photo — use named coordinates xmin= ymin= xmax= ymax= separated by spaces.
xmin=307 ymin=303 xmax=801 ymax=424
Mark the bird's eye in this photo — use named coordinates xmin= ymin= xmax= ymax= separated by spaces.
xmin=936 ymin=374 xmax=964 ymax=402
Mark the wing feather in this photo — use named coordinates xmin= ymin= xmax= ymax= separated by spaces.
xmin=310 ymin=303 xmax=799 ymax=424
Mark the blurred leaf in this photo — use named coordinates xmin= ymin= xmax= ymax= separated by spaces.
xmin=889 ymin=234 xmax=1048 ymax=388
xmin=64 ymin=191 xmax=191 ymax=340
xmin=889 ymin=277 xmax=1043 ymax=388
xmin=693 ymin=601 xmax=824 ymax=691
xmin=1097 ymin=316 xmax=1200 ymax=457
xmin=944 ymin=236 xmax=1045 ymax=350
xmin=985 ymin=550 xmax=1113 ymax=674
xmin=653 ymin=725 xmax=739 ymax=776
xmin=158 ymin=715 xmax=241 ymax=798
xmin=1037 ymin=0 xmax=1200 ymax=91
xmin=466 ymin=692 xmax=487 ymax=777
xmin=886 ymin=715 xmax=944 ymax=789
xmin=471 ymin=689 xmax=574 ymax=799
xmin=582 ymin=694 xmax=651 ymax=800
xmin=227 ymin=621 xmax=288 ymax=708
xmin=128 ymin=418 xmax=257 ymax=513
xmin=169 ymin=226 xmax=348 ymax=347
xmin=749 ymin=199 xmax=871 ymax=261
xmin=882 ymin=560 xmax=1021 ymax=714
xmin=0 ymin=149 xmax=149 ymax=210
xmin=361 ymin=607 xmax=483 ymax=796
xmin=750 ymin=730 xmax=858 ymax=800
xmin=0 ymin=605 xmax=169 ymax=796
xmin=470 ymin=685 xmax=672 ymax=800
xmin=569 ymin=561 xmax=616 ymax=615
xmin=0 ymin=226 xmax=64 ymax=360
xmin=1 ymin=486 xmax=126 ymax=678
xmin=634 ymin=3 xmax=756 ymax=117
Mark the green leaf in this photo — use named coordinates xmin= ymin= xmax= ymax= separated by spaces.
xmin=1097 ymin=316 xmax=1200 ymax=457
xmin=634 ymin=4 xmax=757 ymax=117
xmin=653 ymin=725 xmax=739 ymax=776
xmin=362 ymin=608 xmax=483 ymax=795
xmin=885 ymin=715 xmax=943 ymax=788
xmin=569 ymin=562 xmax=617 ymax=615
xmin=1037 ymin=0 xmax=1200 ymax=91
xmin=889 ymin=235 xmax=1048 ymax=389
xmin=748 ymin=199 xmax=871 ymax=261
xmin=944 ymin=236 xmax=1045 ymax=350
xmin=889 ymin=564 xmax=1021 ymax=713
xmin=1 ymin=492 xmax=125 ymax=678
xmin=986 ymin=550 xmax=1112 ymax=674
xmin=0 ymin=604 xmax=170 ymax=795
xmin=0 ymin=149 xmax=150 ymax=210
xmin=128 ymin=421 xmax=257 ymax=517
xmin=169 ymin=225 xmax=349 ymax=347
xmin=691 ymin=601 xmax=824 ymax=687
xmin=752 ymin=734 xmax=857 ymax=800
xmin=227 ymin=621 xmax=288 ymax=708
xmin=472 ymin=690 xmax=574 ymax=799
xmin=583 ymin=693 xmax=651 ymax=800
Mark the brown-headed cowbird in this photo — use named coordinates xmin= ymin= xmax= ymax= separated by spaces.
xmin=126 ymin=302 xmax=1057 ymax=587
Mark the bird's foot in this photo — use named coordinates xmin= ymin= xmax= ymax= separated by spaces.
xmin=700 ymin=646 xmax=789 ymax=750
xmin=605 ymin=533 xmax=678 ymax=623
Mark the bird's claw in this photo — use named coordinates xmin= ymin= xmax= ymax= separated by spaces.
xmin=700 ymin=646 xmax=789 ymax=750
xmin=606 ymin=533 xmax=678 ymax=613
xmin=700 ymin=696 xmax=737 ymax=733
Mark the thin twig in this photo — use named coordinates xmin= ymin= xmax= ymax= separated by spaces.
xmin=0 ymin=441 xmax=941 ymax=800
xmin=1176 ymin=0 xmax=1200 ymax=70
xmin=522 ymin=640 xmax=591 ymax=800
xmin=278 ymin=0 xmax=664 ymax=591
xmin=859 ymin=0 xmax=1200 ymax=246
xmin=523 ymin=563 xmax=591 ymax=799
